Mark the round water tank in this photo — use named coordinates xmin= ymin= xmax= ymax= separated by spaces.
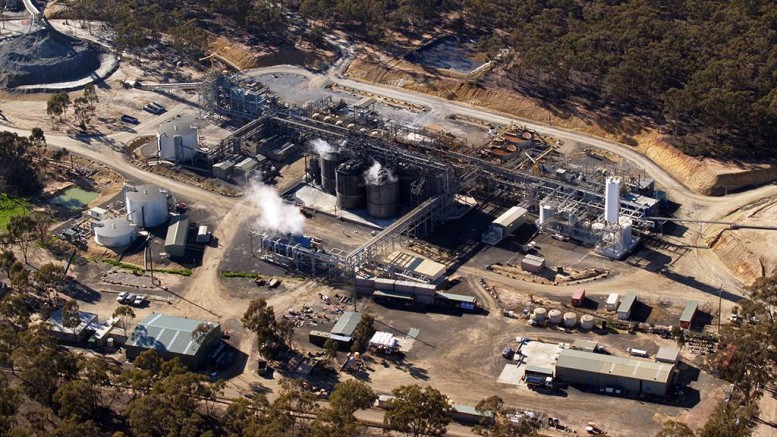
xmin=336 ymin=159 xmax=367 ymax=210
xmin=563 ymin=312 xmax=577 ymax=328
xmin=125 ymin=184 xmax=168 ymax=228
xmin=366 ymin=169 xmax=400 ymax=218
xmin=580 ymin=314 xmax=595 ymax=330
xmin=532 ymin=307 xmax=547 ymax=322
xmin=319 ymin=151 xmax=348 ymax=195
xmin=548 ymin=309 xmax=563 ymax=324
xmin=107 ymin=338 xmax=114 ymax=348
xmin=94 ymin=217 xmax=138 ymax=248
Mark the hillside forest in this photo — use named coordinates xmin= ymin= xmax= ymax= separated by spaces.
xmin=68 ymin=0 xmax=777 ymax=159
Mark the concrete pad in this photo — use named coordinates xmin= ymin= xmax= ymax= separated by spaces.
xmin=521 ymin=341 xmax=561 ymax=369
xmin=294 ymin=185 xmax=396 ymax=229
xmin=497 ymin=364 xmax=522 ymax=386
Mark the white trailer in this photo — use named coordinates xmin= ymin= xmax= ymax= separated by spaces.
xmin=196 ymin=225 xmax=210 ymax=243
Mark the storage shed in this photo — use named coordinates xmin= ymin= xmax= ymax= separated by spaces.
xmin=679 ymin=300 xmax=699 ymax=329
xmin=555 ymin=349 xmax=674 ymax=396
xmin=571 ymin=289 xmax=586 ymax=307
xmin=46 ymin=308 xmax=98 ymax=343
xmin=164 ymin=215 xmax=190 ymax=258
xmin=330 ymin=311 xmax=362 ymax=340
xmin=482 ymin=206 xmax=527 ymax=244
xmin=125 ymin=313 xmax=222 ymax=369
xmin=617 ymin=292 xmax=638 ymax=320
xmin=521 ymin=255 xmax=545 ymax=273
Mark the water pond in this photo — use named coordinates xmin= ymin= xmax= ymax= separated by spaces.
xmin=49 ymin=187 xmax=98 ymax=210
xmin=414 ymin=36 xmax=486 ymax=74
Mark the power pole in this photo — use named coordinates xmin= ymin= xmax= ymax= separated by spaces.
xmin=718 ymin=284 xmax=723 ymax=333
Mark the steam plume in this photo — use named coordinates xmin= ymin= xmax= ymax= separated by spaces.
xmin=364 ymin=160 xmax=397 ymax=185
xmin=310 ymin=138 xmax=336 ymax=158
xmin=247 ymin=181 xmax=305 ymax=235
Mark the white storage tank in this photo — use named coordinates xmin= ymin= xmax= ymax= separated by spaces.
xmin=580 ymin=314 xmax=595 ymax=330
xmin=563 ymin=312 xmax=577 ymax=328
xmin=532 ymin=307 xmax=547 ymax=323
xmin=548 ymin=309 xmax=563 ymax=325
xmin=539 ymin=204 xmax=554 ymax=225
xmin=94 ymin=218 xmax=138 ymax=248
xmin=125 ymin=184 xmax=169 ymax=228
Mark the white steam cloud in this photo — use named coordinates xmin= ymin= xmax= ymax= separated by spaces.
xmin=247 ymin=181 xmax=305 ymax=235
xmin=310 ymin=138 xmax=349 ymax=159
xmin=364 ymin=160 xmax=397 ymax=185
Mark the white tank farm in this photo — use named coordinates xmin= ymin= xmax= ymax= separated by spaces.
xmin=532 ymin=307 xmax=547 ymax=322
xmin=125 ymin=184 xmax=169 ymax=228
xmin=563 ymin=312 xmax=577 ymax=328
xmin=94 ymin=218 xmax=137 ymax=248
xmin=580 ymin=314 xmax=595 ymax=330
xmin=548 ymin=309 xmax=563 ymax=324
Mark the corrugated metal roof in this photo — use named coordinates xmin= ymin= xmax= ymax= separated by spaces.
xmin=330 ymin=311 xmax=362 ymax=337
xmin=126 ymin=313 xmax=219 ymax=356
xmin=618 ymin=292 xmax=637 ymax=313
xmin=165 ymin=216 xmax=189 ymax=247
xmin=493 ymin=206 xmax=527 ymax=228
xmin=46 ymin=309 xmax=97 ymax=335
xmin=556 ymin=349 xmax=673 ymax=383
xmin=385 ymin=251 xmax=446 ymax=280
xmin=436 ymin=292 xmax=477 ymax=303
xmin=680 ymin=300 xmax=699 ymax=322
xmin=525 ymin=364 xmax=554 ymax=376
xmin=373 ymin=289 xmax=413 ymax=300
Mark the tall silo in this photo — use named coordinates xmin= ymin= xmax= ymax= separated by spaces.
xmin=125 ymin=184 xmax=169 ymax=228
xmin=335 ymin=159 xmax=367 ymax=210
xmin=366 ymin=168 xmax=400 ymax=218
xmin=319 ymin=151 xmax=348 ymax=195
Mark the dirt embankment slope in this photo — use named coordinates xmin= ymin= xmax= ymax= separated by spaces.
xmin=705 ymin=198 xmax=777 ymax=284
xmin=346 ymin=54 xmax=777 ymax=196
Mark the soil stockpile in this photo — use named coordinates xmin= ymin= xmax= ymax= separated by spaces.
xmin=0 ymin=28 xmax=103 ymax=88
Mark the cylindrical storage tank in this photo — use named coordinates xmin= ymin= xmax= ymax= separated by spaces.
xmin=94 ymin=218 xmax=138 ymax=248
xmin=619 ymin=216 xmax=633 ymax=245
xmin=580 ymin=314 xmax=595 ymax=330
xmin=125 ymin=184 xmax=169 ymax=228
xmin=605 ymin=176 xmax=621 ymax=224
xmin=563 ymin=312 xmax=577 ymax=328
xmin=532 ymin=307 xmax=547 ymax=323
xmin=308 ymin=156 xmax=322 ymax=186
xmin=548 ymin=309 xmax=563 ymax=325
xmin=107 ymin=338 xmax=115 ymax=348
xmin=319 ymin=151 xmax=348 ymax=194
xmin=336 ymin=159 xmax=367 ymax=209
xmin=366 ymin=169 xmax=400 ymax=218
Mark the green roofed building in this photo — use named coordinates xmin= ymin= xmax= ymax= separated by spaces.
xmin=125 ymin=313 xmax=222 ymax=368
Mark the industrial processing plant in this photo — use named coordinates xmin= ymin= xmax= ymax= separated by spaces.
xmin=192 ymin=72 xmax=664 ymax=287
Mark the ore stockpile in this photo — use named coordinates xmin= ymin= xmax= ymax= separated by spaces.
xmin=0 ymin=29 xmax=103 ymax=88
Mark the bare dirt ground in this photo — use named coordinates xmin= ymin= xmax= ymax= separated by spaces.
xmin=345 ymin=52 xmax=777 ymax=196
xmin=705 ymin=197 xmax=777 ymax=284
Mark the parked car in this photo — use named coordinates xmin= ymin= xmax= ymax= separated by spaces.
xmin=116 ymin=291 xmax=128 ymax=303
xmin=502 ymin=346 xmax=514 ymax=359
xmin=120 ymin=114 xmax=139 ymax=124
xmin=133 ymin=294 xmax=146 ymax=306
xmin=123 ymin=293 xmax=136 ymax=304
